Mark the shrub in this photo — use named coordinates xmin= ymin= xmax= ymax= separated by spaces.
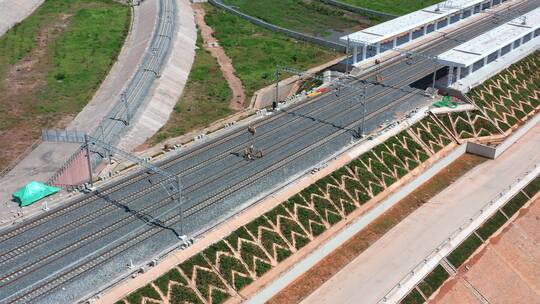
xmin=447 ymin=234 xmax=482 ymax=268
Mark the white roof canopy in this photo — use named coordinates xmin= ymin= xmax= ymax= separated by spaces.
xmin=437 ymin=7 xmax=540 ymax=67
xmin=341 ymin=0 xmax=489 ymax=46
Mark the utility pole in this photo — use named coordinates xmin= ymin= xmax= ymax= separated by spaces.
xmin=121 ymin=92 xmax=130 ymax=125
xmin=84 ymin=134 xmax=93 ymax=186
xmin=274 ymin=67 xmax=280 ymax=106
xmin=346 ymin=37 xmax=350 ymax=74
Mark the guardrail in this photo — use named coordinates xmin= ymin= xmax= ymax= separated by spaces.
xmin=88 ymin=0 xmax=177 ymax=167
xmin=316 ymin=0 xmax=397 ymax=20
xmin=378 ymin=161 xmax=540 ymax=303
xmin=209 ymin=0 xmax=346 ymax=52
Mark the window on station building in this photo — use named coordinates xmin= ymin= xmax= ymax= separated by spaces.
xmin=474 ymin=4 xmax=481 ymax=14
xmin=462 ymin=9 xmax=472 ymax=18
xmin=381 ymin=40 xmax=393 ymax=51
xmin=522 ymin=33 xmax=532 ymax=43
xmin=482 ymin=1 xmax=491 ymax=10
xmin=437 ymin=19 xmax=448 ymax=29
xmin=450 ymin=14 xmax=460 ymax=24
xmin=460 ymin=66 xmax=470 ymax=78
xmin=535 ymin=28 xmax=540 ymax=37
xmin=473 ymin=59 xmax=484 ymax=72
xmin=513 ymin=38 xmax=521 ymax=48
xmin=493 ymin=0 xmax=502 ymax=5
xmin=396 ymin=34 xmax=409 ymax=46
xmin=413 ymin=28 xmax=423 ymax=39
xmin=487 ymin=51 xmax=498 ymax=63
xmin=426 ymin=23 xmax=436 ymax=33
xmin=501 ymin=44 xmax=512 ymax=56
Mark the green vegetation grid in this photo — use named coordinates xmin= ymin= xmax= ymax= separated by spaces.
xmin=203 ymin=3 xmax=340 ymax=99
xmin=149 ymin=32 xmax=233 ymax=144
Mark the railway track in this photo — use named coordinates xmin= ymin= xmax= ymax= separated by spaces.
xmin=0 ymin=56 xmax=429 ymax=302
xmin=3 ymin=87 xmax=422 ymax=304
xmin=0 ymin=53 xmax=426 ymax=265
xmin=1 ymin=1 xmax=537 ymax=302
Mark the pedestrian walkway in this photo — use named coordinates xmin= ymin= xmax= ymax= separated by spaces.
xmin=302 ymin=122 xmax=540 ymax=304
xmin=0 ymin=0 xmax=44 ymax=37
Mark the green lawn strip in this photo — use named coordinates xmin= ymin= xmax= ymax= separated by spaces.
xmin=221 ymin=0 xmax=378 ymax=37
xmin=502 ymin=192 xmax=529 ymax=218
xmin=203 ymin=241 xmax=253 ymax=291
xmin=522 ymin=176 xmax=540 ymax=198
xmin=340 ymin=0 xmax=442 ymax=15
xmin=154 ymin=268 xmax=186 ymax=294
xmin=468 ymin=51 xmax=540 ymax=130
xmin=0 ymin=0 xmax=129 ymax=155
xmin=476 ymin=210 xmax=507 ymax=241
xmin=412 ymin=121 xmax=444 ymax=153
xmin=284 ymin=195 xmax=328 ymax=237
xmin=417 ymin=264 xmax=449 ymax=298
xmin=170 ymin=284 xmax=204 ymax=304
xmin=264 ymin=205 xmax=311 ymax=249
xmin=203 ymin=3 xmax=340 ymax=98
xmin=348 ymin=158 xmax=385 ymax=196
xmin=126 ymin=284 xmax=161 ymax=304
xmin=453 ymin=112 xmax=474 ymax=139
xmin=446 ymin=234 xmax=482 ymax=268
xmin=149 ymin=31 xmax=233 ymax=144
xmin=245 ymin=216 xmax=292 ymax=262
xmin=400 ymin=288 xmax=425 ymax=304
xmin=225 ymin=227 xmax=273 ymax=277
xmin=0 ymin=0 xmax=129 ymax=112
xmin=179 ymin=253 xmax=230 ymax=303
xmin=471 ymin=110 xmax=499 ymax=137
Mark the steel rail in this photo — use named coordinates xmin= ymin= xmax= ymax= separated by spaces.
xmin=4 ymin=87 xmax=421 ymax=304
xmin=0 ymin=0 xmax=532 ymax=261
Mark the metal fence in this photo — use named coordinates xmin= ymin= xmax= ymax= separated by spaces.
xmin=41 ymin=129 xmax=87 ymax=143
xmin=89 ymin=0 xmax=177 ymax=167
xmin=209 ymin=0 xmax=346 ymax=52
xmin=316 ymin=0 xmax=397 ymax=20
xmin=378 ymin=162 xmax=540 ymax=303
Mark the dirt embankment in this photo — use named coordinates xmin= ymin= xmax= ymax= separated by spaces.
xmin=0 ymin=14 xmax=73 ymax=170
xmin=193 ymin=4 xmax=246 ymax=111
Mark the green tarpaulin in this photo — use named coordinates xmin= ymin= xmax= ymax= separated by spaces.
xmin=433 ymin=96 xmax=458 ymax=108
xmin=12 ymin=182 xmax=60 ymax=207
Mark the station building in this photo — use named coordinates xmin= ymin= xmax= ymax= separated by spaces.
xmin=341 ymin=0 xmax=511 ymax=65
xmin=437 ymin=7 xmax=540 ymax=90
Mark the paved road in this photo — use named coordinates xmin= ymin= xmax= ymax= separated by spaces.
xmin=302 ymin=120 xmax=540 ymax=304
xmin=0 ymin=1 xmax=537 ymax=303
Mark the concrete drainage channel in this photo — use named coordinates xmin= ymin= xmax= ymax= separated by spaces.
xmin=88 ymin=0 xmax=176 ymax=168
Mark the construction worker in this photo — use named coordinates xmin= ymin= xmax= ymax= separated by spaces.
xmin=248 ymin=125 xmax=256 ymax=136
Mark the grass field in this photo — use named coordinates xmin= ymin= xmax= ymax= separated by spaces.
xmin=0 ymin=0 xmax=130 ymax=169
xmin=148 ymin=32 xmax=233 ymax=145
xmin=204 ymin=4 xmax=340 ymax=98
xmin=222 ymin=0 xmax=380 ymax=37
xmin=341 ymin=0 xmax=443 ymax=15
